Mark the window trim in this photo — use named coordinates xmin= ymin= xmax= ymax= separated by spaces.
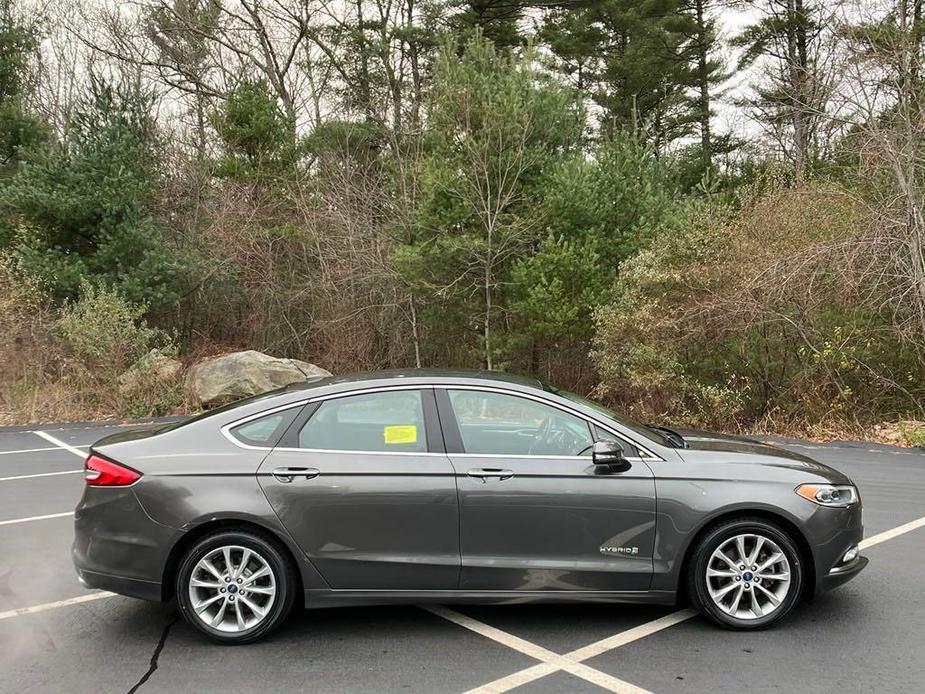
xmin=228 ymin=407 xmax=300 ymax=448
xmin=220 ymin=383 xmax=661 ymax=461
xmin=225 ymin=404 xmax=306 ymax=449
xmin=220 ymin=385 xmax=446 ymax=456
xmin=435 ymin=386 xmax=661 ymax=461
xmin=278 ymin=401 xmax=320 ymax=448
xmin=591 ymin=422 xmax=639 ymax=458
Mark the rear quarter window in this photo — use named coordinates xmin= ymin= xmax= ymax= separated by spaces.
xmin=228 ymin=408 xmax=300 ymax=447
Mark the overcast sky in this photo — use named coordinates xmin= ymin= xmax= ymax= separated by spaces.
xmin=26 ymin=0 xmax=834 ymax=148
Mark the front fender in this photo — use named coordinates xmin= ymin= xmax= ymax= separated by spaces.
xmin=650 ymin=477 xmax=819 ymax=592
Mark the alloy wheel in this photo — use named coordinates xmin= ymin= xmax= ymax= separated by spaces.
xmin=188 ymin=545 xmax=277 ymax=633
xmin=705 ymin=533 xmax=791 ymax=620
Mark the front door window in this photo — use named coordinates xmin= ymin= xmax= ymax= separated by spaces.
xmin=447 ymin=389 xmax=593 ymax=456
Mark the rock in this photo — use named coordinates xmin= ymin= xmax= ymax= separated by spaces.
xmin=118 ymin=349 xmax=183 ymax=395
xmin=186 ymin=350 xmax=331 ymax=407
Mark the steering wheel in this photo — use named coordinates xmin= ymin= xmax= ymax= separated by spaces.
xmin=528 ymin=415 xmax=554 ymax=455
xmin=576 ymin=442 xmax=595 ymax=456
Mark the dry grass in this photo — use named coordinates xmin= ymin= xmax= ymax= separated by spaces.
xmin=0 ymin=262 xmax=195 ymax=425
xmin=749 ymin=413 xmax=925 ymax=447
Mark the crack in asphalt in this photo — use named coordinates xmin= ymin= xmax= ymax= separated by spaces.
xmin=126 ymin=616 xmax=179 ymax=694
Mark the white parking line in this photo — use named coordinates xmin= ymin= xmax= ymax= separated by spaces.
xmin=0 ymin=470 xmax=83 ymax=482
xmin=860 ymin=515 xmax=925 ymax=549
xmin=32 ymin=431 xmax=90 ymax=458
xmin=450 ymin=514 xmax=925 ymax=693
xmin=459 ymin=609 xmax=696 ymax=694
xmin=425 ymin=605 xmax=653 ymax=693
xmin=0 ymin=592 xmax=115 ymax=620
xmin=0 ymin=512 xmax=73 ymax=526
xmin=0 ymin=445 xmax=89 ymax=456
xmin=0 ymin=497 xmax=921 ymax=694
xmin=563 ymin=609 xmax=697 ymax=662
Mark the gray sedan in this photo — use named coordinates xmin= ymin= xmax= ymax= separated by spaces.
xmin=73 ymin=370 xmax=867 ymax=643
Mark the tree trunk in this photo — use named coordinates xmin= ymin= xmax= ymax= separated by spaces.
xmin=407 ymin=294 xmax=422 ymax=368
xmin=695 ymin=0 xmax=712 ymax=170
xmin=355 ymin=0 xmax=374 ymax=122
xmin=910 ymin=0 xmax=923 ymax=102
xmin=484 ymin=256 xmax=493 ymax=371
xmin=406 ymin=0 xmax=423 ymax=131
xmin=194 ymin=85 xmax=207 ymax=160
xmin=789 ymin=0 xmax=809 ymax=180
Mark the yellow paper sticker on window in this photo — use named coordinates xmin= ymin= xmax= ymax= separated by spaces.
xmin=384 ymin=425 xmax=418 ymax=444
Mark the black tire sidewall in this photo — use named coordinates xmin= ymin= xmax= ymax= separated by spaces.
xmin=176 ymin=530 xmax=296 ymax=644
xmin=690 ymin=518 xmax=804 ymax=630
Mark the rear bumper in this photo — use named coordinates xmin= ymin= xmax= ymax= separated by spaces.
xmin=72 ymin=486 xmax=178 ymax=602
xmin=75 ymin=567 xmax=163 ymax=601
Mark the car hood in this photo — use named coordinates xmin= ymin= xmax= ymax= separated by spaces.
xmin=672 ymin=428 xmax=852 ymax=483
xmin=675 ymin=427 xmax=779 ymax=449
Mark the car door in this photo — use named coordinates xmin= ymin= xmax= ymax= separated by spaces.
xmin=436 ymin=387 xmax=657 ymax=592
xmin=256 ymin=387 xmax=460 ymax=590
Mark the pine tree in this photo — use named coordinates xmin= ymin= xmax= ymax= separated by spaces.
xmin=0 ymin=0 xmax=45 ymax=178
xmin=542 ymin=0 xmax=703 ymax=154
xmin=451 ymin=1 xmax=526 ymax=48
xmin=681 ymin=0 xmax=726 ymax=171
xmin=733 ymin=0 xmax=827 ymax=179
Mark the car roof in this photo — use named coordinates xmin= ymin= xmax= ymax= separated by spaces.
xmin=283 ymin=368 xmax=544 ymax=393
xmin=162 ymin=369 xmax=547 ymax=432
xmin=156 ymin=367 xmax=671 ymax=459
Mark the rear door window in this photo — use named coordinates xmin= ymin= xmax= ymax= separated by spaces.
xmin=298 ymin=390 xmax=428 ymax=453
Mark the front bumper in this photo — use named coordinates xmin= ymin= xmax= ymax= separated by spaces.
xmin=72 ymin=486 xmax=178 ymax=602
xmin=819 ymin=552 xmax=869 ymax=592
xmin=805 ymin=497 xmax=866 ymax=594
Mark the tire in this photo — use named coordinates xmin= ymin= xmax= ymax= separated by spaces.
xmin=175 ymin=529 xmax=298 ymax=644
xmin=688 ymin=517 xmax=804 ymax=630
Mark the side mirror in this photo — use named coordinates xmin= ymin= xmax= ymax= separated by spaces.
xmin=592 ymin=441 xmax=631 ymax=473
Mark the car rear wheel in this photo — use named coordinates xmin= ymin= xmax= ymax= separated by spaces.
xmin=689 ymin=518 xmax=804 ymax=629
xmin=176 ymin=529 xmax=297 ymax=644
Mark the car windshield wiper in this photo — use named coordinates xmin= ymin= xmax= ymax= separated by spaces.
xmin=647 ymin=425 xmax=689 ymax=448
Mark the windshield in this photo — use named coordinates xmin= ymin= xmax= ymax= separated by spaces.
xmin=543 ymin=384 xmax=673 ymax=448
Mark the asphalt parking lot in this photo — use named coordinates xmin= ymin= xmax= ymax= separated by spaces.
xmin=1 ymin=422 xmax=923 ymax=694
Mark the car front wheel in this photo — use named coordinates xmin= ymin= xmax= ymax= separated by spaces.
xmin=175 ymin=529 xmax=297 ymax=644
xmin=689 ymin=517 xmax=804 ymax=629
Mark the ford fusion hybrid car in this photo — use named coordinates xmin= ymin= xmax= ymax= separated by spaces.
xmin=73 ymin=370 xmax=867 ymax=643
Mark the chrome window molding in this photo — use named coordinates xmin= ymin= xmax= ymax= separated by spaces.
xmin=449 ymin=452 xmax=651 ymax=463
xmin=442 ymin=384 xmax=662 ymax=461
xmin=263 ymin=447 xmax=444 ymax=457
xmin=220 ymin=382 xmax=663 ymax=461
xmin=221 ymin=402 xmax=312 ymax=451
xmin=220 ymin=385 xmax=433 ymax=451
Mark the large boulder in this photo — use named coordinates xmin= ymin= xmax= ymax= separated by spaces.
xmin=186 ymin=350 xmax=331 ymax=407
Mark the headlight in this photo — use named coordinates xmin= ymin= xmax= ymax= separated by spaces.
xmin=795 ymin=483 xmax=858 ymax=507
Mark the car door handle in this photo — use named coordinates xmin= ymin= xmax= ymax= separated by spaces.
xmin=467 ymin=468 xmax=515 ymax=482
xmin=272 ymin=467 xmax=320 ymax=483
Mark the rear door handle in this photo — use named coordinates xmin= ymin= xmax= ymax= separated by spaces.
xmin=467 ymin=468 xmax=515 ymax=483
xmin=272 ymin=467 xmax=320 ymax=483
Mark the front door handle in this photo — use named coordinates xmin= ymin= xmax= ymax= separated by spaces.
xmin=272 ymin=467 xmax=320 ymax=483
xmin=467 ymin=468 xmax=515 ymax=483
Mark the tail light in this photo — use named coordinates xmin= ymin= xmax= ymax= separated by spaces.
xmin=84 ymin=454 xmax=141 ymax=487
